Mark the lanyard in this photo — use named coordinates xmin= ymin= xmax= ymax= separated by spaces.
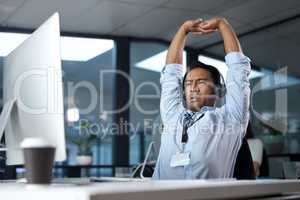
xmin=173 ymin=112 xmax=205 ymax=152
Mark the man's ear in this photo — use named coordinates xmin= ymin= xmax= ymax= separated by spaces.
xmin=182 ymin=85 xmax=187 ymax=108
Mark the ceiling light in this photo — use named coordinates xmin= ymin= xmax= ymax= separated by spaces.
xmin=136 ymin=50 xmax=187 ymax=74
xmin=0 ymin=32 xmax=114 ymax=61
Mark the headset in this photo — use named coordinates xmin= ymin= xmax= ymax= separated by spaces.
xmin=182 ymin=61 xmax=226 ymax=108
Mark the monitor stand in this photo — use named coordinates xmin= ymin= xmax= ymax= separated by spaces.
xmin=0 ymin=99 xmax=16 ymax=151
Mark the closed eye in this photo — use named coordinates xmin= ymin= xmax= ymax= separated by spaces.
xmin=196 ymin=79 xmax=209 ymax=85
xmin=185 ymin=81 xmax=192 ymax=86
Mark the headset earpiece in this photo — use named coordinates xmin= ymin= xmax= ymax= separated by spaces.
xmin=215 ymin=84 xmax=226 ymax=98
xmin=217 ymin=74 xmax=226 ymax=98
xmin=182 ymin=78 xmax=187 ymax=108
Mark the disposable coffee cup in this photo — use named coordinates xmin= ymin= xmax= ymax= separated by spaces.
xmin=21 ymin=138 xmax=55 ymax=184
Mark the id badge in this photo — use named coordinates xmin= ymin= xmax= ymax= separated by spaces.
xmin=170 ymin=152 xmax=191 ymax=168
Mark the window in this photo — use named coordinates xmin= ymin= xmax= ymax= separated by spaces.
xmin=129 ymin=41 xmax=187 ymax=165
xmin=62 ymin=37 xmax=115 ymax=175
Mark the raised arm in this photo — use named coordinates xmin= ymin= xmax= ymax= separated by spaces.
xmin=161 ymin=20 xmax=214 ymax=123
xmin=200 ymin=17 xmax=242 ymax=53
xmin=165 ymin=23 xmax=187 ymax=65
xmin=218 ymin=18 xmax=242 ymax=53
xmin=200 ymin=18 xmax=251 ymax=126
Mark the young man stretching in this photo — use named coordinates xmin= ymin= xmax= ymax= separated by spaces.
xmin=153 ymin=17 xmax=251 ymax=179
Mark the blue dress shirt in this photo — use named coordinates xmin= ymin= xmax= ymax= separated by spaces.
xmin=152 ymin=52 xmax=251 ymax=180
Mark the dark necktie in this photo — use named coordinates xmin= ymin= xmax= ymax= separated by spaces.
xmin=181 ymin=112 xmax=195 ymax=143
xmin=181 ymin=112 xmax=205 ymax=143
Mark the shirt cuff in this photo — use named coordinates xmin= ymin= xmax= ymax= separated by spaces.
xmin=161 ymin=63 xmax=183 ymax=78
xmin=225 ymin=52 xmax=251 ymax=66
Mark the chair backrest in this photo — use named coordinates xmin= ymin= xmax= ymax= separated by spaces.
xmin=259 ymin=149 xmax=269 ymax=177
xmin=233 ymin=138 xmax=256 ymax=179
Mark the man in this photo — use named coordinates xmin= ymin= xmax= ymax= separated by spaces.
xmin=152 ymin=17 xmax=251 ymax=179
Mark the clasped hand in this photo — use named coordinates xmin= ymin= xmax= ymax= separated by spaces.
xmin=182 ymin=17 xmax=224 ymax=35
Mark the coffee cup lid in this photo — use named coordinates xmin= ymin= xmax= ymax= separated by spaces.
xmin=21 ymin=137 xmax=54 ymax=148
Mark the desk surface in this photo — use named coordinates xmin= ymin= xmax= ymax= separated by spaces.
xmin=0 ymin=178 xmax=300 ymax=200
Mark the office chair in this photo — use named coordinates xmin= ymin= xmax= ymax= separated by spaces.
xmin=233 ymin=138 xmax=256 ymax=180
xmin=131 ymin=142 xmax=156 ymax=178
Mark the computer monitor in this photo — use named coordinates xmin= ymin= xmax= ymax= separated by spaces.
xmin=0 ymin=12 xmax=66 ymax=165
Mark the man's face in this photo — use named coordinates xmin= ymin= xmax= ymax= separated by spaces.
xmin=184 ymin=68 xmax=216 ymax=112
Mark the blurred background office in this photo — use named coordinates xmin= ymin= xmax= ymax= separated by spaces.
xmin=0 ymin=0 xmax=300 ymax=179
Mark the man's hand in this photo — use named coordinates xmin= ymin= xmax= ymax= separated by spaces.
xmin=200 ymin=17 xmax=223 ymax=31
xmin=200 ymin=17 xmax=242 ymax=53
xmin=182 ymin=19 xmax=217 ymax=35
xmin=166 ymin=17 xmax=226 ymax=64
xmin=253 ymin=161 xmax=260 ymax=177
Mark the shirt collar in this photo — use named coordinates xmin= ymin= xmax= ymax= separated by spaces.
xmin=185 ymin=106 xmax=215 ymax=119
xmin=187 ymin=106 xmax=214 ymax=113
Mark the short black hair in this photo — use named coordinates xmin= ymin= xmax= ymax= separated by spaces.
xmin=183 ymin=61 xmax=222 ymax=87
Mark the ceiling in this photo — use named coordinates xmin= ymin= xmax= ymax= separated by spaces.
xmin=0 ymin=0 xmax=299 ymax=75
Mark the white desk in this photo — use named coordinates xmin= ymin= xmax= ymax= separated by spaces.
xmin=0 ymin=179 xmax=300 ymax=200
